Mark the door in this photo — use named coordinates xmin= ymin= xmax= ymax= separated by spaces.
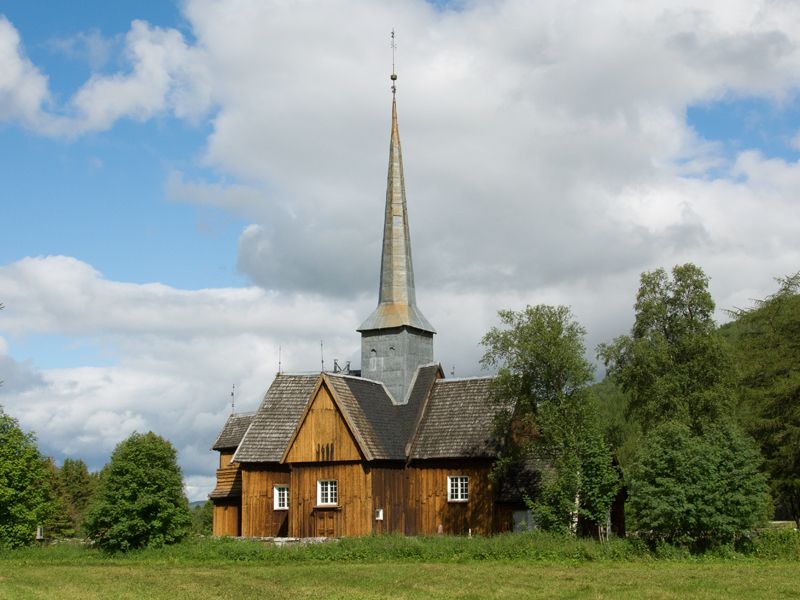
xmin=314 ymin=509 xmax=337 ymax=537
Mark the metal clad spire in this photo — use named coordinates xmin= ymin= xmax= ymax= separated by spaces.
xmin=358 ymin=32 xmax=435 ymax=334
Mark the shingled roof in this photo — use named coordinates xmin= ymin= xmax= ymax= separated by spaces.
xmin=233 ymin=374 xmax=317 ymax=463
xmin=323 ymin=364 xmax=441 ymax=460
xmin=211 ymin=413 xmax=254 ymax=451
xmin=409 ymin=377 xmax=500 ymax=460
xmin=324 ymin=374 xmax=391 ymax=460
xmin=217 ymin=366 xmax=500 ymax=464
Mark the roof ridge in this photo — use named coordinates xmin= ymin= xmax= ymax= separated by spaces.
xmin=437 ymin=375 xmax=494 ymax=382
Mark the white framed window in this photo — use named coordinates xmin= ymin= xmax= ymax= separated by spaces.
xmin=274 ymin=485 xmax=289 ymax=510
xmin=317 ymin=479 xmax=338 ymax=506
xmin=447 ymin=475 xmax=469 ymax=503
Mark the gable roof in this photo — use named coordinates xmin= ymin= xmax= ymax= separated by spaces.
xmin=323 ymin=375 xmax=392 ymax=460
xmin=218 ymin=365 xmax=499 ymax=464
xmin=211 ymin=413 xmax=254 ymax=451
xmin=233 ymin=374 xmax=317 ymax=463
xmin=409 ymin=377 xmax=500 ymax=460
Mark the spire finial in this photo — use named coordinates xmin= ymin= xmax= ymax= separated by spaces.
xmin=390 ymin=29 xmax=397 ymax=96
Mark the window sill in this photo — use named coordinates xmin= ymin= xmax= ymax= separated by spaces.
xmin=447 ymin=499 xmax=469 ymax=504
xmin=273 ymin=507 xmax=289 ymax=511
xmin=314 ymin=504 xmax=341 ymax=510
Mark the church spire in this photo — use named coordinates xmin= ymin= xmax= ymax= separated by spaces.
xmin=357 ymin=59 xmax=434 ymax=334
xmin=357 ymin=38 xmax=435 ymax=403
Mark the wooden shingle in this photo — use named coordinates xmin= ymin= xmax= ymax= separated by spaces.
xmin=211 ymin=413 xmax=254 ymax=451
xmin=233 ymin=374 xmax=317 ymax=462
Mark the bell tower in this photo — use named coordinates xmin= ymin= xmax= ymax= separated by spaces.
xmin=357 ymin=54 xmax=435 ymax=403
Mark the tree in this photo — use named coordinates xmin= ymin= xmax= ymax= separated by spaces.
xmin=628 ymin=422 xmax=771 ymax=548
xmin=600 ymin=264 xmax=770 ymax=546
xmin=85 ymin=432 xmax=191 ymax=552
xmin=191 ymin=500 xmax=213 ymax=536
xmin=598 ymin=264 xmax=735 ymax=434
xmin=42 ymin=458 xmax=76 ymax=539
xmin=725 ymin=273 xmax=800 ymax=527
xmin=0 ymin=407 xmax=51 ymax=548
xmin=58 ymin=458 xmax=96 ymax=535
xmin=481 ymin=305 xmax=619 ymax=535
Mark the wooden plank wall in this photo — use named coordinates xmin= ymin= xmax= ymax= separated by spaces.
xmin=240 ymin=464 xmax=291 ymax=537
xmin=219 ymin=450 xmax=235 ymax=468
xmin=212 ymin=501 xmax=240 ymax=536
xmin=406 ymin=460 xmax=496 ymax=535
xmin=285 ymin=385 xmax=362 ymax=463
xmin=371 ymin=466 xmax=406 ymax=534
xmin=290 ymin=462 xmax=372 ymax=537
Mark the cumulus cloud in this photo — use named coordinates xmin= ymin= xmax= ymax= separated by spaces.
xmin=3 ymin=0 xmax=800 ymax=498
xmin=0 ymin=17 xmax=211 ymax=136
xmin=0 ymin=256 xmax=364 ymax=499
xmin=0 ymin=16 xmax=56 ymax=131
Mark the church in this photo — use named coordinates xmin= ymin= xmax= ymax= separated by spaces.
xmin=209 ymin=73 xmax=527 ymax=537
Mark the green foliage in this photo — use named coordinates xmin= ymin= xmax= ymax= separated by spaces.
xmin=42 ymin=459 xmax=76 ymax=539
xmin=628 ymin=422 xmax=771 ymax=548
xmin=598 ymin=264 xmax=735 ymax=433
xmin=590 ymin=378 xmax=642 ymax=474
xmin=0 ymin=407 xmax=51 ymax=548
xmin=724 ymin=273 xmax=800 ymax=527
xmin=190 ymin=500 xmax=213 ymax=536
xmin=84 ymin=432 xmax=191 ymax=553
xmin=598 ymin=264 xmax=772 ymax=547
xmin=481 ymin=305 xmax=619 ymax=534
xmin=56 ymin=458 xmax=97 ymax=536
xmin=481 ymin=305 xmax=594 ymax=419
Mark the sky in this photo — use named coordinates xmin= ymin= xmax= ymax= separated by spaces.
xmin=1 ymin=0 xmax=799 ymax=501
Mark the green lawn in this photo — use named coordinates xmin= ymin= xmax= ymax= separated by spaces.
xmin=1 ymin=560 xmax=799 ymax=599
xmin=2 ymin=533 xmax=799 ymax=599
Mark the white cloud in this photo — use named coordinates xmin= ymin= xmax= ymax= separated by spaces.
xmin=48 ymin=29 xmax=116 ymax=70
xmin=3 ymin=0 xmax=800 ymax=498
xmin=0 ymin=16 xmax=56 ymax=131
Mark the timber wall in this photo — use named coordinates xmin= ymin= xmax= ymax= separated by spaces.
xmin=240 ymin=464 xmax=291 ymax=537
xmin=406 ymin=460 xmax=498 ymax=535
xmin=212 ymin=500 xmax=240 ymax=536
xmin=289 ymin=462 xmax=373 ymax=537
xmin=285 ymin=385 xmax=362 ymax=463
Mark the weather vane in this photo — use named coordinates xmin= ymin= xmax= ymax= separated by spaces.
xmin=390 ymin=29 xmax=398 ymax=95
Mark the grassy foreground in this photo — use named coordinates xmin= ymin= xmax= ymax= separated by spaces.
xmin=1 ymin=532 xmax=798 ymax=599
xmin=2 ymin=561 xmax=800 ymax=599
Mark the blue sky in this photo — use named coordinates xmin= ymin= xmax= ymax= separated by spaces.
xmin=1 ymin=0 xmax=799 ymax=499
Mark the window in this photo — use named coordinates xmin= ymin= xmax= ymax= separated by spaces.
xmin=274 ymin=485 xmax=289 ymax=510
xmin=317 ymin=479 xmax=338 ymax=506
xmin=447 ymin=475 xmax=469 ymax=502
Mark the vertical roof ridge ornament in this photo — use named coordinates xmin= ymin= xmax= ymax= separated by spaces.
xmin=358 ymin=31 xmax=435 ymax=334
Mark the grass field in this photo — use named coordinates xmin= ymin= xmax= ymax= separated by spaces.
xmin=3 ymin=560 xmax=800 ymax=599
xmin=1 ymin=533 xmax=798 ymax=599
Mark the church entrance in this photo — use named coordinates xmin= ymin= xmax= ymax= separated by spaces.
xmin=314 ymin=508 xmax=337 ymax=537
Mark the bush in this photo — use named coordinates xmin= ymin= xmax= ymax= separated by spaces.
xmin=0 ymin=408 xmax=51 ymax=548
xmin=628 ymin=421 xmax=771 ymax=549
xmin=85 ymin=432 xmax=191 ymax=553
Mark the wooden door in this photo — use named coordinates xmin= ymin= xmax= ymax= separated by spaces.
xmin=314 ymin=509 xmax=337 ymax=537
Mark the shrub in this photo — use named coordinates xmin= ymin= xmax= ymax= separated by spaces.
xmin=628 ymin=421 xmax=771 ymax=549
xmin=84 ymin=432 xmax=191 ymax=553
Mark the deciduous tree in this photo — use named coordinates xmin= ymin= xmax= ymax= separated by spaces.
xmin=600 ymin=264 xmax=770 ymax=546
xmin=481 ymin=305 xmax=619 ymax=535
xmin=0 ymin=407 xmax=51 ymax=548
xmin=85 ymin=432 xmax=191 ymax=552
xmin=598 ymin=264 xmax=734 ymax=433
xmin=628 ymin=421 xmax=771 ymax=547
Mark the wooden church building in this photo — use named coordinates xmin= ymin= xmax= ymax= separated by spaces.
xmin=209 ymin=74 xmax=525 ymax=538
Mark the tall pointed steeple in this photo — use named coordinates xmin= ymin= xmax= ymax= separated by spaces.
xmin=358 ymin=51 xmax=435 ymax=403
xmin=357 ymin=89 xmax=435 ymax=334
